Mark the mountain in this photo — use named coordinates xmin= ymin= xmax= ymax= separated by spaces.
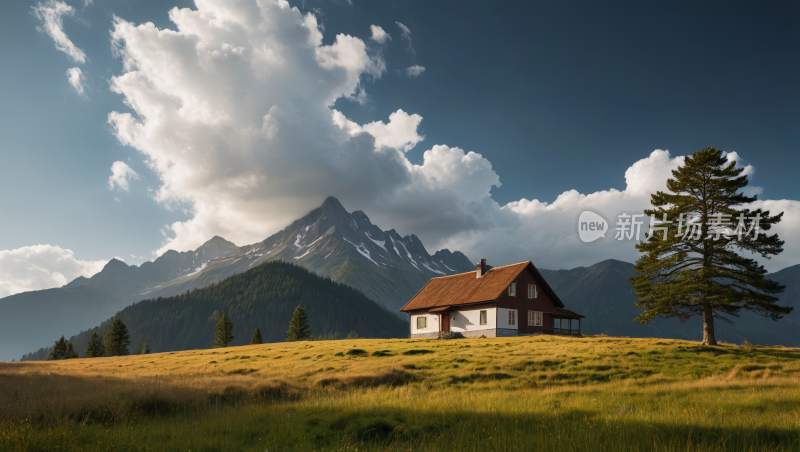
xmin=134 ymin=196 xmax=474 ymax=313
xmin=750 ymin=264 xmax=800 ymax=341
xmin=3 ymin=197 xmax=472 ymax=361
xmin=21 ymin=261 xmax=407 ymax=360
xmin=0 ymin=237 xmax=239 ymax=361
xmin=10 ymin=194 xmax=796 ymax=361
xmin=540 ymin=259 xmax=799 ymax=346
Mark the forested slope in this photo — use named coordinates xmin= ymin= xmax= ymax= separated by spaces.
xmin=22 ymin=261 xmax=407 ymax=359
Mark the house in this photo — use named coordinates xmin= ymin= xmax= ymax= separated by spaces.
xmin=400 ymin=259 xmax=584 ymax=338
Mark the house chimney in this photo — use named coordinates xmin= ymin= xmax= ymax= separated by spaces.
xmin=476 ymin=259 xmax=487 ymax=278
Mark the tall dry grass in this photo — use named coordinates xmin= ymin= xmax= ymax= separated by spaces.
xmin=1 ymin=335 xmax=799 ymax=451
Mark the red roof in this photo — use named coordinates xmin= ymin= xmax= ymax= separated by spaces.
xmin=400 ymin=261 xmax=566 ymax=312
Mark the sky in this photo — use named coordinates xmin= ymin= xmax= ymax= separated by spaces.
xmin=0 ymin=0 xmax=798 ymax=297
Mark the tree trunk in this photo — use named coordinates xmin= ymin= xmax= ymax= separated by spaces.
xmin=702 ymin=303 xmax=717 ymax=346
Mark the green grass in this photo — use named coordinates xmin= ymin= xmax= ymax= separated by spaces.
xmin=2 ymin=335 xmax=799 ymax=451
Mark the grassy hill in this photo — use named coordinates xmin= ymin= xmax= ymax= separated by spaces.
xmin=3 ymin=335 xmax=799 ymax=451
xmin=21 ymin=260 xmax=407 ymax=360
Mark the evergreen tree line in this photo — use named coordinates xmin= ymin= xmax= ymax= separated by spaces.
xmin=39 ymin=318 xmax=132 ymax=360
xmin=21 ymin=261 xmax=406 ymax=360
xmin=214 ymin=305 xmax=312 ymax=348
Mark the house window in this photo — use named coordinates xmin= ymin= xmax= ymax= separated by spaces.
xmin=528 ymin=311 xmax=543 ymax=327
xmin=528 ymin=284 xmax=538 ymax=299
xmin=480 ymin=310 xmax=487 ymax=325
xmin=509 ymin=281 xmax=517 ymax=296
xmin=508 ymin=310 xmax=516 ymax=326
xmin=417 ymin=316 xmax=427 ymax=330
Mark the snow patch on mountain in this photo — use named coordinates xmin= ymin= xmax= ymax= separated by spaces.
xmin=367 ymin=235 xmax=386 ymax=251
xmin=186 ymin=262 xmax=207 ymax=276
xmin=294 ymin=233 xmax=325 ymax=250
xmin=388 ymin=236 xmax=402 ymax=257
xmin=294 ymin=249 xmax=312 ymax=260
xmin=397 ymin=241 xmax=421 ymax=271
xmin=306 ymin=235 xmax=325 ymax=248
xmin=422 ymin=263 xmax=445 ymax=275
xmin=343 ymin=237 xmax=380 ymax=266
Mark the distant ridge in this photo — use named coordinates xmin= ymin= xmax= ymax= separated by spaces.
xmin=2 ymin=197 xmax=473 ymax=361
xmin=21 ymin=260 xmax=407 ymax=360
xmin=540 ymin=259 xmax=799 ymax=346
xmin=0 ymin=236 xmax=239 ymax=361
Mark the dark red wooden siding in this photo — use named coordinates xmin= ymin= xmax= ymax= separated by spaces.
xmin=496 ymin=266 xmax=557 ymax=333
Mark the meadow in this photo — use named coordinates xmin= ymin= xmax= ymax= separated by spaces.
xmin=1 ymin=335 xmax=799 ymax=451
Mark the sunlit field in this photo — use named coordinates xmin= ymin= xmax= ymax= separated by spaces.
xmin=2 ymin=335 xmax=799 ymax=451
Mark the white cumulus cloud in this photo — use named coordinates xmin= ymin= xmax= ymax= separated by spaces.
xmin=406 ymin=65 xmax=425 ymax=77
xmin=66 ymin=67 xmax=87 ymax=98
xmin=446 ymin=150 xmax=686 ymax=270
xmin=108 ymin=161 xmax=139 ymax=191
xmin=0 ymin=245 xmax=107 ymax=298
xmin=370 ymin=25 xmax=390 ymax=43
xmin=332 ymin=109 xmax=424 ymax=152
xmin=103 ymin=0 xmax=799 ymax=273
xmin=416 ymin=145 xmax=500 ymax=203
xmin=747 ymin=199 xmax=800 ymax=270
xmin=106 ymin=0 xmax=452 ymax=255
xmin=438 ymin=149 xmax=800 ymax=272
xmin=32 ymin=0 xmax=87 ymax=64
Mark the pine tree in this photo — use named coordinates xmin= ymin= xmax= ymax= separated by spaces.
xmin=96 ymin=334 xmax=105 ymax=357
xmin=346 ymin=330 xmax=359 ymax=339
xmin=85 ymin=333 xmax=101 ymax=358
xmin=104 ymin=319 xmax=131 ymax=356
xmin=213 ymin=311 xmax=234 ymax=348
xmin=286 ymin=306 xmax=312 ymax=342
xmin=250 ymin=328 xmax=263 ymax=345
xmin=49 ymin=336 xmax=68 ymax=360
xmin=49 ymin=336 xmax=79 ymax=359
xmin=631 ymin=147 xmax=791 ymax=345
xmin=51 ymin=336 xmax=68 ymax=359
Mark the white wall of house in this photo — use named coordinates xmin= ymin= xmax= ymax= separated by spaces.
xmin=450 ymin=308 xmax=496 ymax=332
xmin=410 ymin=313 xmax=438 ymax=335
xmin=497 ymin=308 xmax=519 ymax=330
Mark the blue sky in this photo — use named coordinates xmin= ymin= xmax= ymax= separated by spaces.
xmin=1 ymin=0 xmax=798 ymax=296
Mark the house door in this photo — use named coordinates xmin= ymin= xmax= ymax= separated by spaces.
xmin=441 ymin=313 xmax=450 ymax=333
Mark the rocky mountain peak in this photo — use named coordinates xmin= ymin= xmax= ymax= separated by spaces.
xmin=298 ymin=196 xmax=351 ymax=234
xmin=321 ymin=196 xmax=347 ymax=213
xmin=86 ymin=196 xmax=477 ymax=316
xmin=198 ymin=236 xmax=238 ymax=254
xmin=101 ymin=258 xmax=130 ymax=273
